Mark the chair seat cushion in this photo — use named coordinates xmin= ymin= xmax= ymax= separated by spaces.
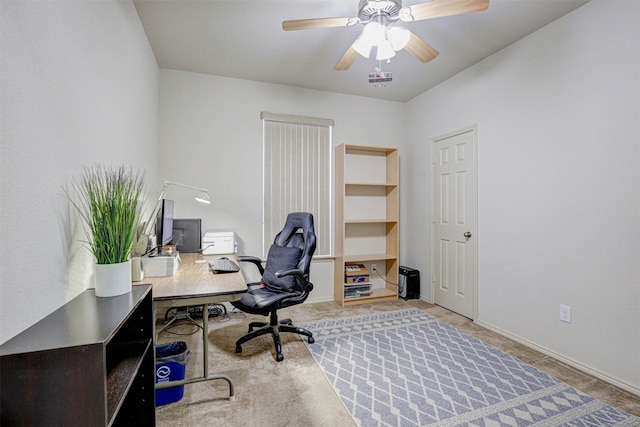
xmin=262 ymin=245 xmax=302 ymax=292
xmin=232 ymin=283 xmax=294 ymax=313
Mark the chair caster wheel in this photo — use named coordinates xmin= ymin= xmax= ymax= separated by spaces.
xmin=308 ymin=337 xmax=315 ymax=344
xmin=235 ymin=345 xmax=242 ymax=354
xmin=276 ymin=353 xmax=284 ymax=362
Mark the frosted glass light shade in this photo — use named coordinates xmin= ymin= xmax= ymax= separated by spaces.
xmin=357 ymin=23 xmax=409 ymax=61
xmin=376 ymin=40 xmax=396 ymax=60
xmin=362 ymin=22 xmax=385 ymax=45
xmin=353 ymin=35 xmax=373 ymax=58
xmin=388 ymin=26 xmax=410 ymax=51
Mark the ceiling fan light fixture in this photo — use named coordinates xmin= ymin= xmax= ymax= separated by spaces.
xmin=376 ymin=40 xmax=396 ymax=61
xmin=352 ymin=35 xmax=373 ymax=58
xmin=388 ymin=26 xmax=410 ymax=51
xmin=362 ymin=21 xmax=385 ymax=45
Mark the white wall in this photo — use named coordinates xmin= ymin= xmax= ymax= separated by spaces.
xmin=405 ymin=0 xmax=640 ymax=392
xmin=158 ymin=69 xmax=406 ymax=300
xmin=0 ymin=1 xmax=158 ymax=344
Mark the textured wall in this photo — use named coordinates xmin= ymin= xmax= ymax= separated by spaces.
xmin=404 ymin=0 xmax=640 ymax=392
xmin=0 ymin=1 xmax=159 ymax=343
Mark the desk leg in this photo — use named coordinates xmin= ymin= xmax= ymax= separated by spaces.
xmin=201 ymin=303 xmax=235 ymax=400
xmin=154 ymin=303 xmax=235 ymax=401
xmin=202 ymin=303 xmax=209 ymax=375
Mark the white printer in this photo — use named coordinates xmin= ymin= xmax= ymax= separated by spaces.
xmin=202 ymin=232 xmax=236 ymax=255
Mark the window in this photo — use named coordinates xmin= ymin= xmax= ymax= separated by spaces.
xmin=261 ymin=112 xmax=333 ymax=258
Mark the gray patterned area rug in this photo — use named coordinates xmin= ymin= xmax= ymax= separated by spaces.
xmin=299 ymin=309 xmax=639 ymax=427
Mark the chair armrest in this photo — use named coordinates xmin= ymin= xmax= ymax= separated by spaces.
xmin=237 ymin=255 xmax=265 ymax=275
xmin=276 ymin=269 xmax=313 ymax=293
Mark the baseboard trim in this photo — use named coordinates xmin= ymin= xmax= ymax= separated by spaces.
xmin=307 ymin=296 xmax=337 ymax=304
xmin=474 ymin=319 xmax=640 ymax=397
xmin=419 ymin=295 xmax=433 ymax=304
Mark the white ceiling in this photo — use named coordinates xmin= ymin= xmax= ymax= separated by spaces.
xmin=133 ymin=0 xmax=590 ymax=102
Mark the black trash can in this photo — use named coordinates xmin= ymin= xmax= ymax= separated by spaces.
xmin=155 ymin=341 xmax=189 ymax=406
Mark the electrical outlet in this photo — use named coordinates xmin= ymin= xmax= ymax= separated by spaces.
xmin=371 ymin=263 xmax=377 ymax=272
xmin=560 ymin=304 xmax=572 ymax=323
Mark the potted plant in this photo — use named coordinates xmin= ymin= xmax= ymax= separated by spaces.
xmin=66 ymin=165 xmax=146 ymax=297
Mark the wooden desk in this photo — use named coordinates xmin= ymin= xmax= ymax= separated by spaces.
xmin=134 ymin=253 xmax=246 ymax=400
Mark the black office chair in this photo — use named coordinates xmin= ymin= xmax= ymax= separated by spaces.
xmin=231 ymin=212 xmax=316 ymax=362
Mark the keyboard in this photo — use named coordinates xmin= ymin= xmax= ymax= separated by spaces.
xmin=208 ymin=257 xmax=240 ymax=273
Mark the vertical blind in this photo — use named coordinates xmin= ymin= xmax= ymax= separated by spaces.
xmin=262 ymin=112 xmax=333 ymax=258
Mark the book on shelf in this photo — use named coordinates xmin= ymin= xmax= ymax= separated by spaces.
xmin=344 ymin=282 xmax=372 ymax=298
xmin=344 ymin=290 xmax=373 ymax=298
xmin=344 ymin=282 xmax=371 ymax=290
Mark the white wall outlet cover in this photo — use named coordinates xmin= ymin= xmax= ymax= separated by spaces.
xmin=560 ymin=304 xmax=572 ymax=323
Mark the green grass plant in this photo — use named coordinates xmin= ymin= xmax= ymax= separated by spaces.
xmin=66 ymin=165 xmax=146 ymax=264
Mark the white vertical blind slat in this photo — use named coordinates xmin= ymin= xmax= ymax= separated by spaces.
xmin=263 ymin=118 xmax=331 ymax=258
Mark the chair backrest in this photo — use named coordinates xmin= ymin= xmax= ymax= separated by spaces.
xmin=273 ymin=212 xmax=316 ymax=275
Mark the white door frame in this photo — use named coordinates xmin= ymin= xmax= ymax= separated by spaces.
xmin=430 ymin=124 xmax=479 ymax=320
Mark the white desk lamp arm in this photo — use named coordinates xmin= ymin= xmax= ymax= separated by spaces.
xmin=141 ymin=181 xmax=211 ymax=237
xmin=164 ymin=181 xmax=210 ymax=200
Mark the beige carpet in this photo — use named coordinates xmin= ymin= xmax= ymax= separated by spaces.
xmin=155 ymin=300 xmax=640 ymax=426
xmin=155 ymin=302 xmax=357 ymax=427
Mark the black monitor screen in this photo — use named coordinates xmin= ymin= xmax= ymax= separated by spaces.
xmin=157 ymin=199 xmax=174 ymax=246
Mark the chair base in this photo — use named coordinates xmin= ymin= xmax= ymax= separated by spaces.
xmin=235 ymin=311 xmax=314 ymax=362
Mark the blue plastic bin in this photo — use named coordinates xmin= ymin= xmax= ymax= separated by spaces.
xmin=155 ymin=341 xmax=189 ymax=406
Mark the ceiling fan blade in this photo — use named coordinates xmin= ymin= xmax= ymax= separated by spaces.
xmin=283 ymin=17 xmax=352 ymax=31
xmin=334 ymin=46 xmax=359 ymax=71
xmin=402 ymin=0 xmax=489 ymax=22
xmin=404 ymin=32 xmax=439 ymax=63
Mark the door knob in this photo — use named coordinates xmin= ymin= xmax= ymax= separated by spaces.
xmin=464 ymin=231 xmax=472 ymax=239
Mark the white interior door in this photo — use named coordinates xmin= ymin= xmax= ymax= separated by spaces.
xmin=432 ymin=126 xmax=477 ymax=319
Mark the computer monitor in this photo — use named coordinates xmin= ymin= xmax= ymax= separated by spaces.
xmin=156 ymin=199 xmax=175 ymax=248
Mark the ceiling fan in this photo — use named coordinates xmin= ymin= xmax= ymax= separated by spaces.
xmin=282 ymin=0 xmax=489 ymax=70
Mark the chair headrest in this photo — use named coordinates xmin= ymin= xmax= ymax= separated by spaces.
xmin=273 ymin=212 xmax=316 ymax=274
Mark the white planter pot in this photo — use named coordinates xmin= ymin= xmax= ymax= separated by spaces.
xmin=94 ymin=260 xmax=132 ymax=297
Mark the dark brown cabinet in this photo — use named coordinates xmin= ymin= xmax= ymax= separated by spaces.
xmin=0 ymin=285 xmax=155 ymax=426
